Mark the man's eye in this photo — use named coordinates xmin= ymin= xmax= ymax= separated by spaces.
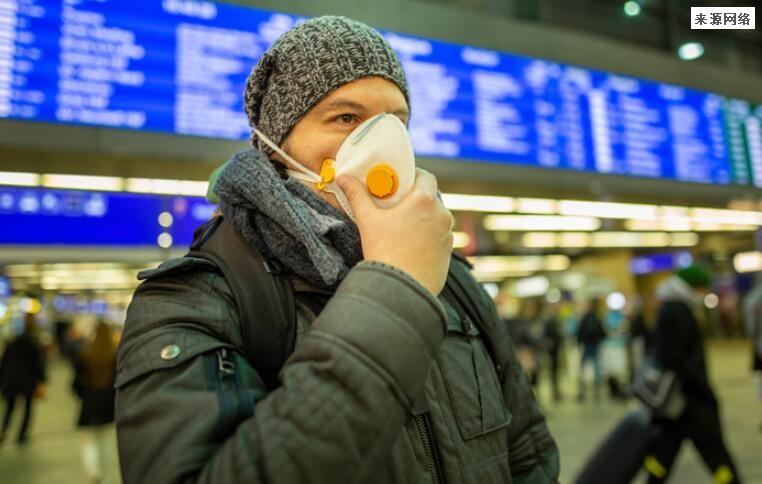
xmin=336 ymin=114 xmax=355 ymax=124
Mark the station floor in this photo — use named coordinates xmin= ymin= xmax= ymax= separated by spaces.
xmin=0 ymin=339 xmax=759 ymax=484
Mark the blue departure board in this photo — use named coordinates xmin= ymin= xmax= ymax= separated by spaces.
xmin=0 ymin=186 xmax=215 ymax=246
xmin=0 ymin=0 xmax=752 ymax=185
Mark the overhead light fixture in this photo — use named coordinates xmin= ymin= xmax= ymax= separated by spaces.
xmin=558 ymin=200 xmax=658 ymax=220
xmin=691 ymin=223 xmax=757 ymax=232
xmin=126 ymin=178 xmax=208 ymax=196
xmin=484 ymin=215 xmax=600 ymax=231
xmin=544 ymin=255 xmax=570 ymax=271
xmin=441 ymin=193 xmax=515 ymax=213
xmin=669 ymin=232 xmax=700 ymax=247
xmin=690 ymin=208 xmax=762 ymax=226
xmin=626 ymin=218 xmax=693 ymax=232
xmin=733 ymin=251 xmax=762 ymax=273
xmin=41 ymin=174 xmax=124 ymax=192
xmin=677 ymin=42 xmax=704 ymax=61
xmin=0 ymin=171 xmax=40 ymax=187
xmin=628 ymin=218 xmax=755 ymax=232
xmin=452 ymin=231 xmax=471 ymax=249
xmin=468 ymin=255 xmax=570 ymax=274
xmin=591 ymin=232 xmax=670 ymax=247
xmin=516 ymin=198 xmax=557 ymax=214
xmin=472 ymin=271 xmax=533 ymax=282
xmin=559 ymin=232 xmax=591 ymax=248
xmin=623 ymin=0 xmax=642 ymax=17
xmin=522 ymin=232 xmax=592 ymax=249
xmin=513 ymin=276 xmax=550 ymax=298
xmin=522 ymin=233 xmax=556 ymax=248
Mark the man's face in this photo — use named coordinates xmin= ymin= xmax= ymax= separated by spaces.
xmin=273 ymin=76 xmax=410 ymax=212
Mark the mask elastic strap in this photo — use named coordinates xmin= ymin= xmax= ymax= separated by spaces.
xmin=287 ymin=171 xmax=320 ymax=185
xmin=253 ymin=128 xmax=321 ymax=183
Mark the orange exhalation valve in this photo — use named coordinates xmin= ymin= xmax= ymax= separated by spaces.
xmin=317 ymin=159 xmax=335 ymax=190
xmin=366 ymin=164 xmax=398 ymax=199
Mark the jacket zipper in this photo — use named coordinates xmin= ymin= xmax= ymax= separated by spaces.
xmin=414 ymin=414 xmax=442 ymax=484
xmin=217 ymin=348 xmax=236 ymax=376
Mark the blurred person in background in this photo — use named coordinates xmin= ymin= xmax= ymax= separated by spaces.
xmin=541 ymin=302 xmax=564 ymax=402
xmin=742 ymin=279 xmax=762 ymax=433
xmin=645 ymin=266 xmax=741 ymax=484
xmin=0 ymin=312 xmax=47 ymax=446
xmin=507 ymin=299 xmax=541 ymax=387
xmin=73 ymin=319 xmax=117 ymax=484
xmin=576 ymin=298 xmax=605 ymax=401
xmin=627 ymin=295 xmax=650 ymax=384
xmin=600 ymin=305 xmax=628 ymax=401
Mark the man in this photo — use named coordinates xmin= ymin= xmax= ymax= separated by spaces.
xmin=576 ymin=299 xmax=605 ymax=401
xmin=645 ymin=266 xmax=740 ymax=483
xmin=115 ymin=16 xmax=558 ymax=483
xmin=0 ymin=312 xmax=46 ymax=446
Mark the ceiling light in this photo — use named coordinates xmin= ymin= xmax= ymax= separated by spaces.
xmin=41 ymin=174 xmax=123 ymax=191
xmin=126 ymin=178 xmax=208 ymax=196
xmin=734 ymin=251 xmax=762 ymax=273
xmin=677 ymin=42 xmax=704 ymax=61
xmin=516 ymin=198 xmax=557 ymax=214
xmin=441 ymin=193 xmax=515 ymax=213
xmin=0 ymin=171 xmax=39 ymax=187
xmin=669 ymin=232 xmax=700 ymax=247
xmin=591 ymin=232 xmax=670 ymax=247
xmin=513 ymin=276 xmax=550 ymax=298
xmin=522 ymin=233 xmax=556 ymax=248
xmin=623 ymin=1 xmax=641 ymax=17
xmin=485 ymin=215 xmax=600 ymax=231
xmin=558 ymin=200 xmax=658 ymax=220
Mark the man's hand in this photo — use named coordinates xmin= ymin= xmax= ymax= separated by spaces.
xmin=337 ymin=168 xmax=453 ymax=296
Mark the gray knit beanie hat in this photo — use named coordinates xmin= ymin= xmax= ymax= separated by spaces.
xmin=244 ymin=16 xmax=409 ymax=155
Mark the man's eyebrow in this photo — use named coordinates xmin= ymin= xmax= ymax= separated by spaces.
xmin=322 ymin=99 xmax=368 ymax=113
xmin=392 ymin=106 xmax=410 ymax=117
xmin=320 ymin=98 xmax=410 ymax=117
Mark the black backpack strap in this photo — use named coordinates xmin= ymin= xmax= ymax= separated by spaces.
xmin=444 ymin=252 xmax=511 ymax=383
xmin=187 ymin=216 xmax=296 ymax=390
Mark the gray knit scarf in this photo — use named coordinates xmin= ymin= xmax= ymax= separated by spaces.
xmin=214 ymin=149 xmax=363 ymax=290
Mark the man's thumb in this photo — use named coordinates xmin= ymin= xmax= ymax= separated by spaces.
xmin=336 ymin=175 xmax=373 ymax=212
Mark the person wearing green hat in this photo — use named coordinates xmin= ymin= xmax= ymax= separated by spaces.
xmin=644 ymin=265 xmax=741 ymax=483
xmin=115 ymin=15 xmax=558 ymax=484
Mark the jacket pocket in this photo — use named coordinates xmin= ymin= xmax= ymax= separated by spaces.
xmin=115 ymin=328 xmax=232 ymax=390
xmin=436 ymin=301 xmax=511 ymax=441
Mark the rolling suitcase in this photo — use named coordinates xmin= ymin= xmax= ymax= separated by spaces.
xmin=574 ymin=408 xmax=653 ymax=484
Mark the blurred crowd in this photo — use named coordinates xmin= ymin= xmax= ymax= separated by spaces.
xmin=0 ymin=311 xmax=119 ymax=483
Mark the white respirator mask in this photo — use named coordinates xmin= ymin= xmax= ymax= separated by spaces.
xmin=254 ymin=112 xmax=416 ymax=222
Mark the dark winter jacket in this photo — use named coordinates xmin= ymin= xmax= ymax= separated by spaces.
xmin=115 ymin=252 xmax=559 ymax=483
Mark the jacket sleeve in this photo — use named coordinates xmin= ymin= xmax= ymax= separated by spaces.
xmin=467 ymin=270 xmax=560 ymax=483
xmin=115 ymin=260 xmax=447 ymax=484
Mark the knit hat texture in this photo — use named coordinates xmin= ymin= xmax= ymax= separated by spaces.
xmin=243 ymin=16 xmax=409 ymax=155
